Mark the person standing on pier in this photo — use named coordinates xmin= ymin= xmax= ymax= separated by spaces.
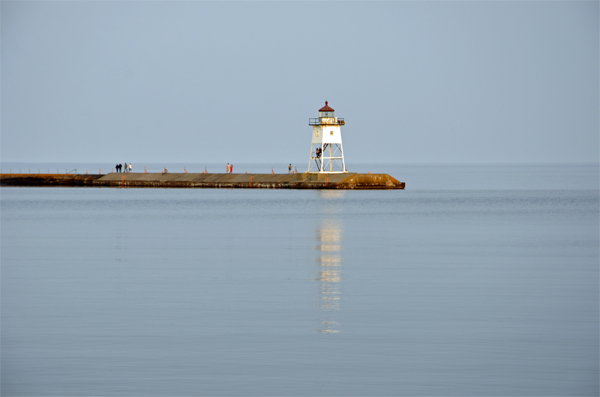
xmin=226 ymin=163 xmax=230 ymax=174
xmin=129 ymin=163 xmax=132 ymax=173
xmin=288 ymin=164 xmax=292 ymax=174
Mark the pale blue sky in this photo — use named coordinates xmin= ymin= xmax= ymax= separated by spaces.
xmin=1 ymin=1 xmax=598 ymax=165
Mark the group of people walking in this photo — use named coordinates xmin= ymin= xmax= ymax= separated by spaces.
xmin=112 ymin=163 xmax=296 ymax=174
xmin=116 ymin=163 xmax=131 ymax=173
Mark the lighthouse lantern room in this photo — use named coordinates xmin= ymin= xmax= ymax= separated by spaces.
xmin=308 ymin=101 xmax=347 ymax=173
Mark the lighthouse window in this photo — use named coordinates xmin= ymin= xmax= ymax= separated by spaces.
xmin=330 ymin=131 xmax=334 ymax=136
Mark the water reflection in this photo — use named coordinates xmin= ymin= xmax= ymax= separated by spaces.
xmin=315 ymin=190 xmax=345 ymax=333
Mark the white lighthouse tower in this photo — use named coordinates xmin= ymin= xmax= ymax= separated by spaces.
xmin=308 ymin=101 xmax=347 ymax=173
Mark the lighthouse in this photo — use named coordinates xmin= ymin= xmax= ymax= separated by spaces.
xmin=308 ymin=101 xmax=347 ymax=173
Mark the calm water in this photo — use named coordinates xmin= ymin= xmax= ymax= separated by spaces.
xmin=1 ymin=164 xmax=598 ymax=396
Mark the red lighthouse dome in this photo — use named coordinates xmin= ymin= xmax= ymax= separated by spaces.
xmin=319 ymin=101 xmax=335 ymax=112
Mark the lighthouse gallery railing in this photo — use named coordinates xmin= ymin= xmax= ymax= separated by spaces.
xmin=309 ymin=118 xmax=345 ymax=126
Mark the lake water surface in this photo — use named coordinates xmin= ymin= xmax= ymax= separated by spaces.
xmin=1 ymin=164 xmax=598 ymax=396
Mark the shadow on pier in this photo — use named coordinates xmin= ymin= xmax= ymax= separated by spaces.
xmin=1 ymin=172 xmax=405 ymax=190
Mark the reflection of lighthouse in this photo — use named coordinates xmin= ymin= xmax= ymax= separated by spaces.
xmin=315 ymin=191 xmax=345 ymax=333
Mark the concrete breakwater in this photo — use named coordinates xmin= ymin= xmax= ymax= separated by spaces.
xmin=1 ymin=172 xmax=405 ymax=189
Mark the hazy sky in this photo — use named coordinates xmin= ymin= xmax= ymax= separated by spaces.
xmin=1 ymin=1 xmax=598 ymax=165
